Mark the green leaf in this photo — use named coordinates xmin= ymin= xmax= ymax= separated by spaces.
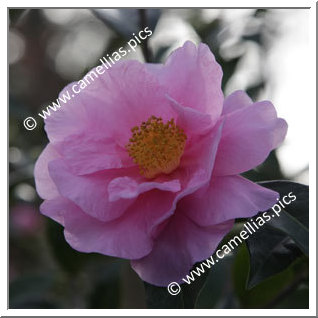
xmin=272 ymin=284 xmax=309 ymax=309
xmin=233 ymin=243 xmax=304 ymax=308
xmin=258 ymin=180 xmax=309 ymax=255
xmin=246 ymin=224 xmax=303 ymax=289
xmin=196 ymin=252 xmax=238 ymax=308
xmin=182 ymin=264 xmax=209 ymax=308
xmin=239 ymin=180 xmax=308 ymax=290
xmin=268 ymin=209 xmax=308 ymax=255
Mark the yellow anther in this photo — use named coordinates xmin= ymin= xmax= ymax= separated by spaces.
xmin=125 ymin=116 xmax=187 ymax=179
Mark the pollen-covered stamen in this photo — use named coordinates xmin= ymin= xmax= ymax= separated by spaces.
xmin=126 ymin=116 xmax=187 ymax=179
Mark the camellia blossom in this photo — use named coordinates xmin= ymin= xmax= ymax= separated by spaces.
xmin=34 ymin=41 xmax=287 ymax=286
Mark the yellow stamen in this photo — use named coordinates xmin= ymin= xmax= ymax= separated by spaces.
xmin=126 ymin=116 xmax=187 ymax=179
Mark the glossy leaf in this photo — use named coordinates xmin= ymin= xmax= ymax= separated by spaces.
xmin=233 ymin=244 xmax=305 ymax=308
xmin=196 ymin=252 xmax=238 ymax=308
xmin=245 ymin=181 xmax=308 ymax=289
xmin=258 ymin=180 xmax=309 ymax=255
xmin=246 ymin=224 xmax=303 ymax=289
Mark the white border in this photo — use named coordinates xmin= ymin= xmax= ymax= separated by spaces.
xmin=308 ymin=0 xmax=316 ymax=314
xmin=3 ymin=0 xmax=315 ymax=8
xmin=3 ymin=0 xmax=316 ymax=316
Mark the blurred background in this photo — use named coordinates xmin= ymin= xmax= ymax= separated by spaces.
xmin=9 ymin=8 xmax=310 ymax=309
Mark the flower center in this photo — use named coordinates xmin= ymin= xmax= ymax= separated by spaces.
xmin=126 ymin=116 xmax=187 ymax=179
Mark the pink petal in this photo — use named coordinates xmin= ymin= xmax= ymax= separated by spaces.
xmin=34 ymin=144 xmax=60 ymax=200
xmin=165 ymin=94 xmax=213 ymax=136
xmin=54 ymin=132 xmax=132 ymax=175
xmin=40 ymin=197 xmax=153 ymax=259
xmin=44 ymin=81 xmax=89 ymax=144
xmin=45 ymin=60 xmax=175 ymax=148
xmin=222 ymin=90 xmax=253 ymax=115
xmin=131 ymin=212 xmax=234 ymax=286
xmin=47 ymin=159 xmax=181 ymax=226
xmin=48 ymin=159 xmax=134 ymax=222
xmin=183 ymin=175 xmax=279 ymax=226
xmin=179 ymin=119 xmax=224 ymax=180
xmin=146 ymin=120 xmax=224 ymax=235
xmin=146 ymin=41 xmax=223 ymax=123
xmin=40 ymin=197 xmax=65 ymax=225
xmin=108 ymin=176 xmax=180 ymax=202
xmin=213 ymin=96 xmax=288 ymax=176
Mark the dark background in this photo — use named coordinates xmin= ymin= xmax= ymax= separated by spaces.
xmin=9 ymin=8 xmax=309 ymax=309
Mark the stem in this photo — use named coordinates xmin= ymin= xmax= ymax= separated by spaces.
xmin=138 ymin=9 xmax=152 ymax=62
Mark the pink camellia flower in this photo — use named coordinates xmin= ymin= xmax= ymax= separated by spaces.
xmin=34 ymin=41 xmax=287 ymax=286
